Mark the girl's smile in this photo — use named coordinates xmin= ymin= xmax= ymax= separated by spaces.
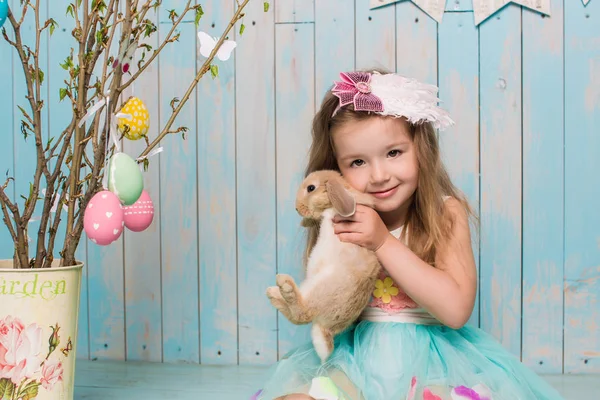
xmin=369 ymin=184 xmax=400 ymax=199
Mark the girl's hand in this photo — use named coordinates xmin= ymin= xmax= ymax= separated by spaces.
xmin=332 ymin=205 xmax=391 ymax=252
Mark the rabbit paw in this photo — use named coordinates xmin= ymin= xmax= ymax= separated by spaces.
xmin=266 ymin=286 xmax=289 ymax=313
xmin=276 ymin=273 xmax=298 ymax=304
xmin=266 ymin=285 xmax=282 ymax=300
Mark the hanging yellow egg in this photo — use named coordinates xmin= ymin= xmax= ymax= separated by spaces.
xmin=117 ymin=97 xmax=150 ymax=140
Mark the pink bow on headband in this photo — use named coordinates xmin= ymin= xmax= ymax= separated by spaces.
xmin=332 ymin=72 xmax=384 ymax=113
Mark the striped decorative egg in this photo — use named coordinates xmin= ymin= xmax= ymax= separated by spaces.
xmin=117 ymin=97 xmax=150 ymax=140
xmin=123 ymin=190 xmax=154 ymax=232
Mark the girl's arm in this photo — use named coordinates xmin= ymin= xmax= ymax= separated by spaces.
xmin=374 ymin=198 xmax=478 ymax=329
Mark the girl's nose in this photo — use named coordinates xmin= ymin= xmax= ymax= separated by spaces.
xmin=370 ymin=163 xmax=390 ymax=184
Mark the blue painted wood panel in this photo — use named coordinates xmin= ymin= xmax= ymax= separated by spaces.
xmin=315 ymin=0 xmax=355 ymax=100
xmin=0 ymin=3 xmax=15 ymax=277
xmin=438 ymin=12 xmax=480 ymax=328
xmin=275 ymin=22 xmax=315 ymax=356
xmin=478 ymin=6 xmax=523 ymax=358
xmin=521 ymin=0 xmax=564 ymax=373
xmin=356 ymin=0 xmax=396 ymax=71
xmin=236 ymin=0 xmax=278 ymax=366
xmin=0 ymin=0 xmax=598 ymax=374
xmin=122 ymin=7 xmax=163 ymax=363
xmin=564 ymin=0 xmax=600 ymax=374
xmin=197 ymin=0 xmax=239 ymax=366
xmin=158 ymin=0 xmax=200 ymax=363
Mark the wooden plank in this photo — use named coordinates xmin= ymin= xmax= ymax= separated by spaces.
xmin=159 ymin=0 xmax=199 ymax=363
xmin=0 ymin=3 xmax=15 ymax=260
xmin=564 ymin=0 xmax=600 ymax=374
xmin=478 ymin=7 xmax=522 ymax=357
xmin=236 ymin=0 xmax=278 ymax=366
xmin=197 ymin=0 xmax=238 ymax=365
xmin=73 ymin=359 xmax=600 ymax=400
xmin=521 ymin=0 xmax=564 ymax=374
xmin=356 ymin=0 xmax=396 ymax=72
xmin=275 ymin=0 xmax=314 ymax=23
xmin=445 ymin=0 xmax=473 ymax=11
xmin=120 ymin=7 xmax=162 ymax=363
xmin=87 ymin=239 xmax=125 ymax=360
xmin=45 ymin=3 xmax=90 ymax=359
xmin=395 ymin=1 xmax=438 ymax=83
xmin=438 ymin=12 xmax=480 ymax=328
xmin=314 ymin=0 xmax=355 ymax=100
xmin=275 ymin=22 xmax=315 ymax=356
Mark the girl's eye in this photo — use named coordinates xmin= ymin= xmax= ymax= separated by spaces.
xmin=388 ymin=150 xmax=402 ymax=157
xmin=351 ymin=159 xmax=365 ymax=167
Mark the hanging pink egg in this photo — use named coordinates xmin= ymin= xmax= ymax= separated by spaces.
xmin=84 ymin=190 xmax=125 ymax=245
xmin=123 ymin=190 xmax=154 ymax=232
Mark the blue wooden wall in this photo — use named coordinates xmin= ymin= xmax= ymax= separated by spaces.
xmin=0 ymin=0 xmax=599 ymax=375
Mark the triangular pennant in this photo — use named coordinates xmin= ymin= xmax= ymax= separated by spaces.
xmin=583 ymin=0 xmax=590 ymax=5
xmin=472 ymin=0 xmax=551 ymax=25
xmin=370 ymin=0 xmax=445 ymax=23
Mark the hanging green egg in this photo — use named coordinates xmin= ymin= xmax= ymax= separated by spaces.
xmin=107 ymin=152 xmax=144 ymax=206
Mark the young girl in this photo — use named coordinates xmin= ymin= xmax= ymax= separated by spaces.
xmin=252 ymin=70 xmax=565 ymax=400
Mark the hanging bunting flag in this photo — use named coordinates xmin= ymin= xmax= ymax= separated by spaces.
xmin=369 ymin=0 xmax=446 ymax=23
xmin=583 ymin=0 xmax=590 ymax=5
xmin=472 ymin=0 xmax=551 ymax=25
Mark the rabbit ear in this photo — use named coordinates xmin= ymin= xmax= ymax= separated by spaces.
xmin=326 ymin=178 xmax=356 ymax=217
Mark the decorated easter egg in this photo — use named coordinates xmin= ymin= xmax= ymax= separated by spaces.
xmin=117 ymin=97 xmax=150 ymax=140
xmin=0 ymin=0 xmax=8 ymax=29
xmin=84 ymin=190 xmax=124 ymax=245
xmin=123 ymin=190 xmax=154 ymax=232
xmin=107 ymin=152 xmax=144 ymax=206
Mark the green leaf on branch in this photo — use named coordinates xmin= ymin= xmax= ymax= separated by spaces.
xmin=45 ymin=137 xmax=55 ymax=152
xmin=59 ymin=88 xmax=68 ymax=101
xmin=179 ymin=126 xmax=189 ymax=140
xmin=264 ymin=2 xmax=270 ymax=12
xmin=20 ymin=121 xmax=31 ymax=140
xmin=48 ymin=19 xmax=58 ymax=36
xmin=239 ymin=23 xmax=245 ymax=35
xmin=194 ymin=5 xmax=204 ymax=27
xmin=60 ymin=54 xmax=74 ymax=70
xmin=168 ymin=9 xmax=178 ymax=23
xmin=66 ymin=4 xmax=75 ymax=18
xmin=210 ymin=64 xmax=218 ymax=79
xmin=143 ymin=20 xmax=157 ymax=38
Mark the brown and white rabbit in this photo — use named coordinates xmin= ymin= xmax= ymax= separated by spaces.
xmin=266 ymin=170 xmax=382 ymax=363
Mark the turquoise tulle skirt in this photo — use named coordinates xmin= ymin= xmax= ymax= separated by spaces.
xmin=251 ymin=318 xmax=565 ymax=400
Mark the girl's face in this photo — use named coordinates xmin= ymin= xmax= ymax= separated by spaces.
xmin=332 ymin=116 xmax=419 ymax=227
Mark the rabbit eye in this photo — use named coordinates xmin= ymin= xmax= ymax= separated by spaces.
xmin=307 ymin=185 xmax=316 ymax=193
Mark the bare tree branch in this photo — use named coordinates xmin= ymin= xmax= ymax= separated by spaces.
xmin=139 ymin=0 xmax=249 ymax=158
xmin=119 ymin=0 xmax=193 ymax=92
xmin=2 ymin=0 xmax=255 ymax=268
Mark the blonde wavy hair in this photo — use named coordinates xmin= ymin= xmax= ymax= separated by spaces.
xmin=303 ymin=74 xmax=477 ymax=266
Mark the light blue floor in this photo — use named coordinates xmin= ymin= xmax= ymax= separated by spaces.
xmin=74 ymin=359 xmax=600 ymax=399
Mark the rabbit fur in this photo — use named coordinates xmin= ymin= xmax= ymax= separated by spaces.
xmin=266 ymin=170 xmax=382 ymax=363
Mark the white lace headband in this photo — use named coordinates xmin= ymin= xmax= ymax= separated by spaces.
xmin=331 ymin=71 xmax=454 ymax=130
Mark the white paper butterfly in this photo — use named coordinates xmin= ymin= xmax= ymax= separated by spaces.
xmin=197 ymin=31 xmax=237 ymax=61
